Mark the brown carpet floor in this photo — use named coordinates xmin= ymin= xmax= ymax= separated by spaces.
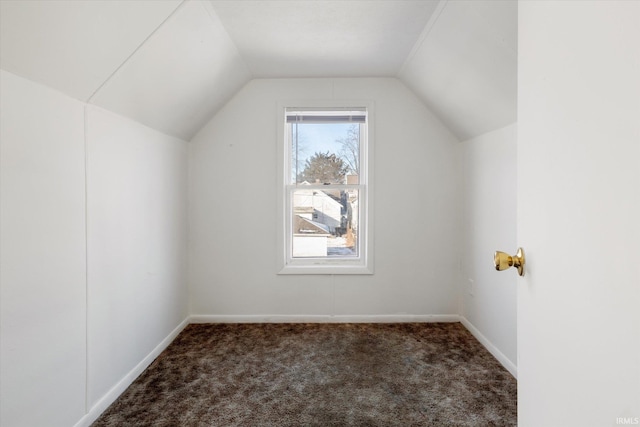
xmin=92 ymin=323 xmax=516 ymax=426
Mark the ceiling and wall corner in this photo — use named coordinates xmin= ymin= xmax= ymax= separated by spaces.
xmin=0 ymin=0 xmax=183 ymax=102
xmin=208 ymin=0 xmax=440 ymax=78
xmin=399 ymin=0 xmax=518 ymax=141
xmin=88 ymin=1 xmax=251 ymax=141
xmin=0 ymin=0 xmax=517 ymax=142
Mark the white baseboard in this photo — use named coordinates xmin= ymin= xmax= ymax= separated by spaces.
xmin=73 ymin=317 xmax=190 ymax=427
xmin=459 ymin=316 xmax=517 ymax=378
xmin=189 ymin=314 xmax=461 ymax=323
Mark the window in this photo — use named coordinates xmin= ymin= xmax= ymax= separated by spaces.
xmin=277 ymin=102 xmax=373 ymax=274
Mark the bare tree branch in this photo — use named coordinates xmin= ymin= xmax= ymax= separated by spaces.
xmin=336 ymin=124 xmax=359 ymax=176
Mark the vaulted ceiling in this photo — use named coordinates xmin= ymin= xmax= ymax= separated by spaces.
xmin=0 ymin=0 xmax=517 ymax=141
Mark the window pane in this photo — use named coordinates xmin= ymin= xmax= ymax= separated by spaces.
xmin=290 ymin=123 xmax=360 ymax=185
xmin=292 ymin=188 xmax=359 ymax=258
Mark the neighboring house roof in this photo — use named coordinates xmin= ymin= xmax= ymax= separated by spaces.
xmin=293 ymin=206 xmax=315 ymax=215
xmin=294 ymin=188 xmax=343 ymax=209
xmin=293 ymin=215 xmax=331 ymax=236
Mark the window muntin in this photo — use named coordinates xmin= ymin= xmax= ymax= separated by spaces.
xmin=279 ymin=105 xmax=372 ymax=274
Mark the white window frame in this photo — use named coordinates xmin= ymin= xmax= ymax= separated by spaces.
xmin=277 ymin=100 xmax=374 ymax=275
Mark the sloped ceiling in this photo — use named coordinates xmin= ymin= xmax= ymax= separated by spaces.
xmin=0 ymin=0 xmax=250 ymax=141
xmin=0 ymin=0 xmax=517 ymax=141
xmin=89 ymin=1 xmax=250 ymax=141
xmin=0 ymin=0 xmax=182 ymax=102
xmin=209 ymin=0 xmax=439 ymax=78
xmin=399 ymin=0 xmax=517 ymax=140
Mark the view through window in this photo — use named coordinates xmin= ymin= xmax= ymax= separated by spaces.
xmin=286 ymin=108 xmax=367 ymax=260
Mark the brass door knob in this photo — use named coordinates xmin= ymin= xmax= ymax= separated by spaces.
xmin=494 ymin=248 xmax=525 ymax=276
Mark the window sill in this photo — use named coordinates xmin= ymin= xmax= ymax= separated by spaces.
xmin=278 ymin=262 xmax=374 ymax=275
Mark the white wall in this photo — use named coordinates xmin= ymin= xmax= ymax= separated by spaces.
xmin=189 ymin=78 xmax=460 ymax=318
xmin=518 ymin=1 xmax=640 ymax=425
xmin=459 ymin=124 xmax=517 ymax=375
xmin=86 ymin=107 xmax=189 ymax=409
xmin=0 ymin=71 xmax=189 ymax=426
xmin=1 ymin=70 xmax=87 ymax=427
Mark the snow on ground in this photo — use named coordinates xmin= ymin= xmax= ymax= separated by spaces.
xmin=326 ymin=236 xmax=356 ymax=256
